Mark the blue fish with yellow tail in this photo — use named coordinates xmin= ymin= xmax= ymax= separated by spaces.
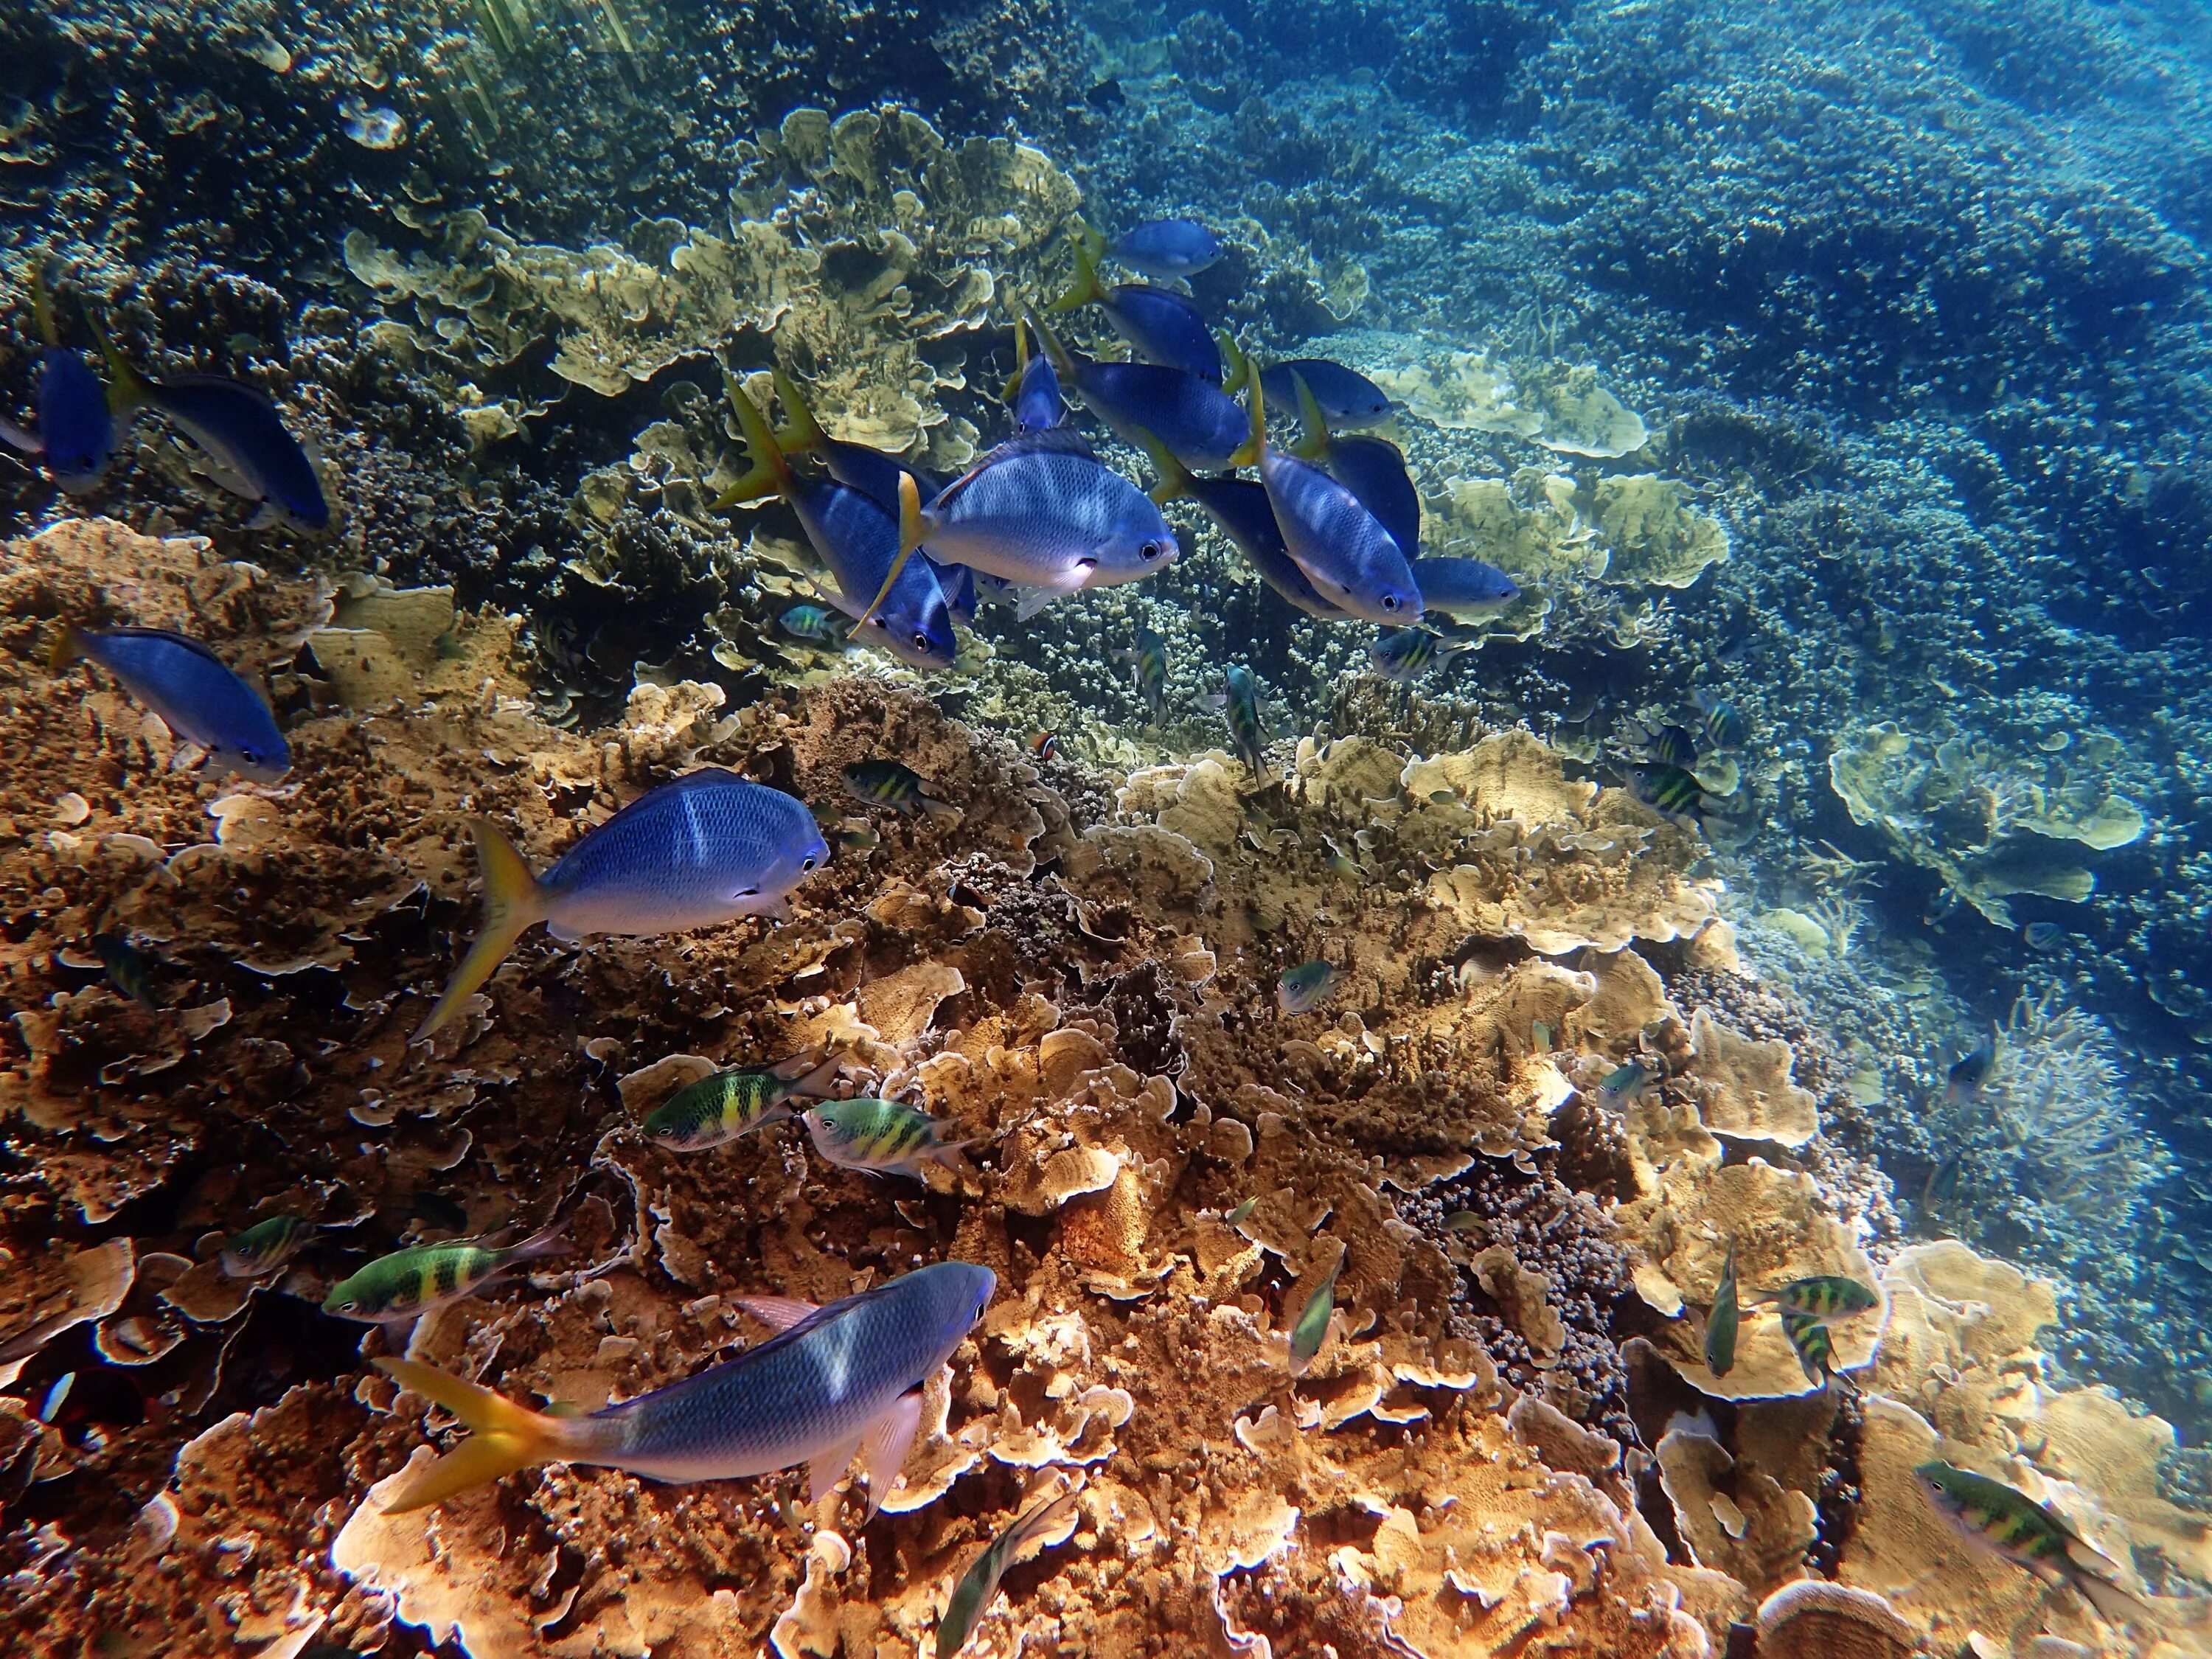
xmin=1004 ymin=313 xmax=1067 ymax=434
xmin=766 ymin=369 xmax=942 ymax=513
xmin=1051 ymin=240 xmax=1221 ymax=382
xmin=411 ymin=769 xmax=826 ymax=1043
xmin=50 ymin=624 xmax=290 ymax=782
xmin=720 ymin=385 xmax=956 ymax=669
xmin=95 ymin=316 xmax=329 ymax=532
xmin=859 ymin=429 xmax=1178 ymax=625
xmin=1230 ymin=365 xmax=1422 ymax=625
xmin=1138 ymin=430 xmax=1346 ymax=621
xmin=1410 ymin=556 xmax=1520 ymax=619
xmin=1250 ymin=358 xmax=1394 ymax=428
xmin=1282 ymin=376 xmax=1422 ymax=556
xmin=0 ymin=265 xmax=113 ymax=494
xmin=1029 ymin=311 xmax=1245 ymax=471
xmin=372 ymin=1261 xmax=998 ymax=1515
xmin=1091 ymin=216 xmax=1222 ymax=280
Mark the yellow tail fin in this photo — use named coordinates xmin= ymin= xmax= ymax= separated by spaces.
xmin=86 ymin=307 xmax=152 ymax=415
xmin=713 ymin=380 xmax=792 ymax=509
xmin=1048 ymin=240 xmax=1103 ymax=314
xmin=857 ymin=472 xmax=927 ymax=627
xmin=1133 ymin=428 xmax=1193 ymax=505
xmin=31 ymin=258 xmax=59 ymax=348
xmin=374 ymin=1357 xmax=566 ymax=1512
xmin=1289 ymin=370 xmax=1332 ymax=462
xmin=1024 ymin=307 xmax=1079 ymax=381
xmin=1001 ymin=314 xmax=1032 ymax=406
xmin=1078 ymin=220 xmax=1107 ymax=264
xmin=46 ymin=624 xmax=86 ymax=674
xmin=1231 ymin=362 xmax=1267 ymax=470
xmin=771 ymin=367 xmax=826 ymax=457
xmin=411 ymin=819 xmax=545 ymax=1043
xmin=1219 ymin=331 xmax=1251 ymax=394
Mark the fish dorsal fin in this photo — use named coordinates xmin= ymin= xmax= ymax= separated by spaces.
xmin=1231 ymin=367 xmax=1267 ymax=470
xmin=731 ymin=1293 xmax=821 ymax=1333
xmin=78 ymin=625 xmax=235 ymax=672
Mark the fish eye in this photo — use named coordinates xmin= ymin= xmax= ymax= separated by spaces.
xmin=913 ymin=630 xmax=931 ymax=650
xmin=801 ymin=855 xmax=817 ymax=870
xmin=1140 ymin=540 xmax=1162 ymax=560
xmin=1382 ymin=595 xmax=1401 ymax=612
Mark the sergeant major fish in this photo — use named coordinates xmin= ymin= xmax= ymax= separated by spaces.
xmin=1758 ymin=1276 xmax=1877 ymax=1319
xmin=0 ymin=264 xmax=113 ymax=493
xmin=936 ymin=1487 xmax=1085 ymax=1659
xmin=844 ymin=759 xmax=961 ymax=820
xmin=804 ymin=1097 xmax=978 ymax=1180
xmin=644 ymin=1054 xmax=844 ymax=1152
xmin=1369 ymin=627 xmax=1467 ymax=684
xmin=1915 ymin=1461 xmax=2153 ymax=1627
xmin=779 ymin=604 xmax=846 ymax=644
xmin=323 ymin=1225 xmax=568 ymax=1324
xmin=1124 ymin=626 xmax=1170 ymax=721
xmin=412 ymin=769 xmax=827 ymax=1042
xmin=372 ymin=1261 xmax=998 ymax=1515
xmin=50 ymin=625 xmax=291 ymax=782
xmin=97 ymin=318 xmax=329 ymax=532
xmin=221 ymin=1214 xmax=317 ymax=1279
xmin=1231 ymin=370 xmax=1422 ymax=625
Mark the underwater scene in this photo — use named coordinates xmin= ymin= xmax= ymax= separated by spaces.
xmin=6 ymin=0 xmax=2212 ymax=1653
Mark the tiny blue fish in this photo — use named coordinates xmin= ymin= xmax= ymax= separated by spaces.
xmin=1946 ymin=1033 xmax=1995 ymax=1107
xmin=722 ymin=387 xmax=956 ymax=670
xmin=50 ymin=625 xmax=291 ymax=782
xmin=1597 ymin=1058 xmax=1650 ymax=1106
xmin=1408 ymin=557 xmax=1520 ymax=619
xmin=1093 ymin=217 xmax=1222 ymax=281
xmin=1277 ymin=959 xmax=1340 ymax=1015
xmin=1140 ymin=434 xmax=1345 ymax=621
xmin=413 ymin=769 xmax=827 ymax=1042
xmin=1255 ymin=359 xmax=1394 ymax=428
xmin=1053 ymin=243 xmax=1221 ymax=381
xmin=99 ymin=321 xmax=329 ymax=532
xmin=1231 ymin=366 xmax=1422 ymax=625
xmin=0 ymin=266 xmax=114 ymax=494
xmin=93 ymin=932 xmax=161 ymax=1009
xmin=863 ymin=429 xmax=1178 ymax=621
xmin=779 ymin=604 xmax=846 ymax=644
xmin=373 ymin=1261 xmax=998 ymax=1515
xmin=1030 ymin=313 xmax=1245 ymax=472
xmin=1368 ymin=627 xmax=1467 ymax=684
xmin=1005 ymin=313 xmax=1067 ymax=435
xmin=1222 ymin=664 xmax=1268 ymax=781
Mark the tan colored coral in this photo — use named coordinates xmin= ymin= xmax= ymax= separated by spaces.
xmin=1593 ymin=475 xmax=1731 ymax=588
xmin=1687 ymin=1008 xmax=1821 ymax=1150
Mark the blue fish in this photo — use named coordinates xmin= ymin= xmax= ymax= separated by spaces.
xmin=0 ymin=268 xmax=114 ymax=495
xmin=721 ymin=388 xmax=957 ymax=670
xmin=1030 ymin=313 xmax=1245 ymax=472
xmin=50 ymin=625 xmax=290 ymax=782
xmin=1409 ymin=556 xmax=1520 ymax=619
xmin=768 ymin=369 xmax=940 ymax=512
xmin=1004 ymin=313 xmax=1066 ymax=435
xmin=412 ymin=768 xmax=827 ymax=1042
xmin=1139 ymin=432 xmax=1345 ymax=620
xmin=1231 ymin=369 xmax=1422 ymax=625
xmin=98 ymin=321 xmax=329 ymax=532
xmin=931 ymin=556 xmax=980 ymax=625
xmin=1256 ymin=359 xmax=1394 ymax=428
xmin=1093 ymin=218 xmax=1222 ymax=280
xmin=862 ymin=429 xmax=1178 ymax=623
xmin=372 ymin=1261 xmax=996 ymax=1515
xmin=1052 ymin=242 xmax=1221 ymax=382
xmin=1287 ymin=388 xmax=1421 ymax=558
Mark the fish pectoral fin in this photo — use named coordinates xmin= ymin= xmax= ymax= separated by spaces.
xmin=731 ymin=1294 xmax=821 ymax=1333
xmin=807 ymin=1435 xmax=865 ymax=1505
xmin=1013 ymin=585 xmax=1061 ymax=622
xmin=860 ymin=1388 xmax=926 ymax=1518
xmin=0 ymin=413 xmax=41 ymax=456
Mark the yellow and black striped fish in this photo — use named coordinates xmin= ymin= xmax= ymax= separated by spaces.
xmin=323 ymin=1226 xmax=567 ymax=1323
xmin=1916 ymin=1461 xmax=2152 ymax=1627
xmin=844 ymin=759 xmax=960 ymax=820
xmin=1779 ymin=1307 xmax=1836 ymax=1384
xmin=804 ymin=1096 xmax=975 ymax=1180
xmin=1761 ymin=1275 xmax=1877 ymax=1318
xmin=644 ymin=1054 xmax=842 ymax=1152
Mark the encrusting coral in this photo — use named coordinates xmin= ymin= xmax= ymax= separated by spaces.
xmin=4 ymin=518 xmax=2210 ymax=1659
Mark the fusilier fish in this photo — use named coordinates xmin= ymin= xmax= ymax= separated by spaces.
xmin=93 ymin=932 xmax=161 ymax=1009
xmin=644 ymin=1055 xmax=843 ymax=1152
xmin=1004 ymin=313 xmax=1066 ymax=435
xmin=1278 ymin=959 xmax=1340 ymax=1015
xmin=1091 ymin=217 xmax=1222 ymax=280
xmin=1369 ymin=627 xmax=1467 ymax=684
xmin=1231 ymin=371 xmax=1422 ymax=625
xmin=50 ymin=625 xmax=291 ymax=783
xmin=413 ymin=769 xmax=827 ymax=1042
xmin=805 ymin=1097 xmax=977 ymax=1180
xmin=0 ymin=266 xmax=112 ymax=493
xmin=1288 ymin=1252 xmax=1343 ymax=1377
xmin=1704 ymin=1240 xmax=1739 ymax=1377
xmin=1284 ymin=381 xmax=1421 ymax=555
xmin=1915 ymin=1461 xmax=2152 ymax=1627
xmin=844 ymin=759 xmax=960 ymax=820
xmin=935 ymin=1487 xmax=1084 ymax=1659
xmin=97 ymin=321 xmax=329 ymax=532
xmin=323 ymin=1226 xmax=568 ymax=1324
xmin=865 ymin=431 xmax=1178 ymax=622
xmin=1141 ymin=432 xmax=1345 ymax=620
xmin=1759 ymin=1276 xmax=1877 ymax=1318
xmin=372 ymin=1261 xmax=997 ymax=1514
xmin=1031 ymin=313 xmax=1245 ymax=471
xmin=1947 ymin=1033 xmax=1995 ymax=1107
xmin=1222 ymin=664 xmax=1268 ymax=780
xmin=221 ymin=1214 xmax=316 ymax=1279
xmin=1778 ymin=1308 xmax=1837 ymax=1385
xmin=720 ymin=386 xmax=957 ymax=669
xmin=1052 ymin=241 xmax=1222 ymax=381
xmin=766 ymin=369 xmax=941 ymax=515
xmin=1409 ymin=556 xmax=1520 ymax=619
xmin=1248 ymin=358 xmax=1393 ymax=428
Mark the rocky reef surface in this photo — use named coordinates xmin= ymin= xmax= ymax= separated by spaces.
xmin=4 ymin=518 xmax=2210 ymax=1659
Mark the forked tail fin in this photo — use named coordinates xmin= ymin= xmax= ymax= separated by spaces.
xmin=1048 ymin=239 xmax=1105 ymax=314
xmin=411 ymin=819 xmax=546 ymax=1043
xmin=374 ymin=1357 xmax=573 ymax=1512
xmin=771 ymin=367 xmax=826 ymax=457
xmin=1133 ymin=427 xmax=1194 ymax=506
xmin=1230 ymin=362 xmax=1267 ymax=470
xmin=714 ymin=380 xmax=793 ymax=509
xmin=855 ymin=472 xmax=928 ymax=627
